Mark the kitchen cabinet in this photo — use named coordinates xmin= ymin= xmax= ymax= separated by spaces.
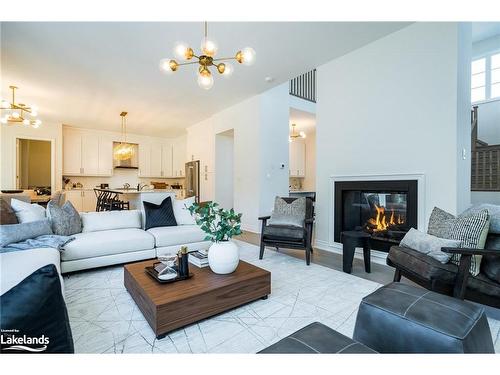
xmin=138 ymin=143 xmax=151 ymax=177
xmin=64 ymin=190 xmax=97 ymax=212
xmin=289 ymin=140 xmax=306 ymax=177
xmin=63 ymin=128 xmax=113 ymax=176
xmin=150 ymin=143 xmax=163 ymax=178
xmin=161 ymin=144 xmax=173 ymax=177
xmin=172 ymin=138 xmax=186 ymax=177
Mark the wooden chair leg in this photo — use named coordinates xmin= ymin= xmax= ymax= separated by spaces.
xmin=393 ymin=268 xmax=402 ymax=282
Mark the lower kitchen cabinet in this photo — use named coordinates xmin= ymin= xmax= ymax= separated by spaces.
xmin=64 ymin=190 xmax=97 ymax=212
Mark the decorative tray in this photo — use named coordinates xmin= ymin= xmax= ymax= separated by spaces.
xmin=145 ymin=262 xmax=193 ymax=284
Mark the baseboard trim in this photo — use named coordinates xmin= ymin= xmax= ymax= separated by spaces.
xmin=242 ymin=223 xmax=260 ymax=234
xmin=314 ymin=239 xmax=388 ymax=266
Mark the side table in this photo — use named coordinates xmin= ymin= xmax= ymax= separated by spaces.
xmin=340 ymin=231 xmax=371 ymax=274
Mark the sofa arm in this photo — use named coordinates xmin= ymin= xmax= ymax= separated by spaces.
xmin=441 ymin=247 xmax=500 ymax=256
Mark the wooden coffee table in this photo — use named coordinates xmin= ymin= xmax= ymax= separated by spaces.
xmin=124 ymin=259 xmax=271 ymax=338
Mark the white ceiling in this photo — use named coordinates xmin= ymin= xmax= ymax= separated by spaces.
xmin=1 ymin=22 xmax=409 ymax=137
xmin=290 ymin=107 xmax=315 ymax=135
xmin=472 ymin=22 xmax=500 ymax=43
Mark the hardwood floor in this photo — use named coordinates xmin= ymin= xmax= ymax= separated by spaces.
xmin=236 ymin=231 xmax=396 ymax=285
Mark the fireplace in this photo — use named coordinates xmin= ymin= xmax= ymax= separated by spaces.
xmin=334 ymin=180 xmax=418 ymax=252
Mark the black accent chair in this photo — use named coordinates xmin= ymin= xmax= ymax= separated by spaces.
xmin=387 ymin=232 xmax=500 ymax=309
xmin=258 ymin=197 xmax=314 ymax=265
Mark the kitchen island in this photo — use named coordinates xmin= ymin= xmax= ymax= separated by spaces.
xmin=109 ymin=189 xmax=182 ymax=210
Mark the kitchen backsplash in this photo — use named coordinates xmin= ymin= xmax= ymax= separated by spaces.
xmin=63 ymin=168 xmax=184 ymax=189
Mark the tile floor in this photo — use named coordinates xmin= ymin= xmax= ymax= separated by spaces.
xmin=64 ymin=240 xmax=500 ymax=353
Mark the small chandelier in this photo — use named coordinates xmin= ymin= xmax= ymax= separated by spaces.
xmin=289 ymin=124 xmax=306 ymax=142
xmin=159 ymin=22 xmax=256 ymax=90
xmin=1 ymin=86 xmax=42 ymax=128
xmin=113 ymin=112 xmax=135 ymax=161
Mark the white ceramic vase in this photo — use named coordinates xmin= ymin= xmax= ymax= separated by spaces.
xmin=208 ymin=240 xmax=239 ymax=274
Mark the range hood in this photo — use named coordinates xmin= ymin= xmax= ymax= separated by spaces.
xmin=113 ymin=142 xmax=139 ymax=169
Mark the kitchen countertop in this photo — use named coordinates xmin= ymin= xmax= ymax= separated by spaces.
xmin=110 ymin=189 xmax=178 ymax=194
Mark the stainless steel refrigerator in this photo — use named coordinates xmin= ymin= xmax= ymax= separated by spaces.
xmin=185 ymin=160 xmax=200 ymax=203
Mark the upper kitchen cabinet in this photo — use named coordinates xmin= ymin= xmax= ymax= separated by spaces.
xmin=289 ymin=140 xmax=306 ymax=177
xmin=161 ymin=143 xmax=173 ymax=178
xmin=63 ymin=128 xmax=113 ymax=176
xmin=172 ymin=136 xmax=186 ymax=177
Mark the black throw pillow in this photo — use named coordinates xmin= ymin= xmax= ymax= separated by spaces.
xmin=143 ymin=196 xmax=177 ymax=230
xmin=0 ymin=264 xmax=74 ymax=354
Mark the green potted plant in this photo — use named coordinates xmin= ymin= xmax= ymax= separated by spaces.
xmin=188 ymin=202 xmax=242 ymax=274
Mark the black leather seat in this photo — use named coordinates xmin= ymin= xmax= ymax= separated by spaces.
xmin=259 ymin=322 xmax=376 ymax=354
xmin=262 ymin=225 xmax=306 ymax=242
xmin=353 ymin=282 xmax=495 ymax=353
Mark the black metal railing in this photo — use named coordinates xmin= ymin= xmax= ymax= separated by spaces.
xmin=290 ymin=69 xmax=316 ymax=103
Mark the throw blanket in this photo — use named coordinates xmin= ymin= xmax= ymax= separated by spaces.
xmin=0 ymin=235 xmax=75 ymax=253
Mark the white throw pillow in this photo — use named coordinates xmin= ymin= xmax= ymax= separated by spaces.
xmin=10 ymin=198 xmax=46 ymax=223
xmin=173 ymin=197 xmax=196 ymax=225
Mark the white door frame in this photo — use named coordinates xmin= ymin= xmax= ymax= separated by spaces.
xmin=14 ymin=136 xmax=56 ymax=191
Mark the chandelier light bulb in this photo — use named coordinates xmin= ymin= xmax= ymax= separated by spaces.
xmin=31 ymin=111 xmax=38 ymax=117
xmin=34 ymin=119 xmax=42 ymax=126
xmin=159 ymin=58 xmax=174 ymax=74
xmin=23 ymin=119 xmax=30 ymax=126
xmin=240 ymin=47 xmax=256 ymax=66
xmin=299 ymin=131 xmax=306 ymax=138
xmin=174 ymin=42 xmax=193 ymax=60
xmin=201 ymin=37 xmax=218 ymax=57
xmin=197 ymin=71 xmax=214 ymax=90
xmin=11 ymin=111 xmax=20 ymax=119
xmin=222 ymin=63 xmax=234 ymax=78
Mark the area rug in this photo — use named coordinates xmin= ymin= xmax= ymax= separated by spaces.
xmin=64 ymin=240 xmax=500 ymax=353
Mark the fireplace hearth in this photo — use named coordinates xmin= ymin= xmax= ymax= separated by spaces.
xmin=334 ymin=180 xmax=418 ymax=252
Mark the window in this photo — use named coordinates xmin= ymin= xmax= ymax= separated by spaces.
xmin=471 ymin=52 xmax=500 ymax=103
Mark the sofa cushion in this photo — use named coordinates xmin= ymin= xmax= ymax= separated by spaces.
xmin=268 ymin=196 xmax=306 ymax=227
xmin=147 ymin=225 xmax=206 ymax=248
xmin=0 ymin=198 xmax=18 ymax=225
xmin=263 ymin=225 xmax=306 ymax=242
xmin=387 ymin=246 xmax=458 ymax=285
xmin=80 ymin=210 xmax=142 ymax=233
xmin=399 ymin=228 xmax=461 ymax=264
xmin=143 ymin=197 xmax=177 ymax=230
xmin=62 ymin=228 xmax=155 ymax=261
xmin=0 ymin=219 xmax=53 ymax=248
xmin=481 ymin=233 xmax=500 ymax=283
xmin=10 ymin=198 xmax=46 ymax=223
xmin=0 ymin=247 xmax=62 ymax=295
xmin=173 ymin=196 xmax=196 ymax=225
xmin=47 ymin=200 xmax=82 ymax=236
xmin=462 ymin=203 xmax=500 ymax=234
xmin=0 ymin=264 xmax=74 ymax=353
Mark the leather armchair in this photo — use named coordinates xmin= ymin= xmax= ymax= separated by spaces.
xmin=258 ymin=197 xmax=314 ymax=265
xmin=387 ymin=232 xmax=500 ymax=308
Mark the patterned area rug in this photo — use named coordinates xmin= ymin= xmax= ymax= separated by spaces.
xmin=64 ymin=240 xmax=500 ymax=353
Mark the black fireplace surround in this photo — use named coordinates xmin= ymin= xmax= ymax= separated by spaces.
xmin=334 ymin=180 xmax=418 ymax=252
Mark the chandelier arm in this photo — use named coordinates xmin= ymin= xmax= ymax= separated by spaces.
xmin=212 ymin=57 xmax=237 ymax=62
xmin=177 ymin=60 xmax=202 ymax=66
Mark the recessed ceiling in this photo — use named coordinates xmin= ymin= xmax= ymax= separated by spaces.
xmin=290 ymin=107 xmax=315 ymax=135
xmin=472 ymin=22 xmax=500 ymax=43
xmin=1 ymin=22 xmax=410 ymax=137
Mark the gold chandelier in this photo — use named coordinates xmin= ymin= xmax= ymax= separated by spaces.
xmin=1 ymin=86 xmax=42 ymax=128
xmin=113 ymin=112 xmax=135 ymax=161
xmin=289 ymin=124 xmax=306 ymax=142
xmin=159 ymin=22 xmax=256 ymax=90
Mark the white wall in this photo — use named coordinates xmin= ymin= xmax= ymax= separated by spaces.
xmin=315 ymin=23 xmax=471 ymax=248
xmin=1 ymin=122 xmax=63 ymax=191
xmin=186 ymin=83 xmax=290 ymax=232
xmin=215 ymin=129 xmax=234 ymax=210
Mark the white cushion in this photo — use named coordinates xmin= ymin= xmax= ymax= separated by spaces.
xmin=147 ymin=225 xmax=206 ymax=248
xmin=10 ymin=198 xmax=46 ymax=223
xmin=1 ymin=248 xmax=62 ymax=295
xmin=80 ymin=210 xmax=142 ymax=233
xmin=172 ymin=197 xmax=196 ymax=225
xmin=62 ymin=228 xmax=155 ymax=261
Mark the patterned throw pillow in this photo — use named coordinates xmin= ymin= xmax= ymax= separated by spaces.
xmin=427 ymin=207 xmax=490 ymax=276
xmin=47 ymin=200 xmax=82 ymax=236
xmin=268 ymin=197 xmax=306 ymax=228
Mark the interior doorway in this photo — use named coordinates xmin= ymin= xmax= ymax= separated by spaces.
xmin=16 ymin=138 xmax=52 ymax=194
xmin=215 ymin=129 xmax=235 ymax=209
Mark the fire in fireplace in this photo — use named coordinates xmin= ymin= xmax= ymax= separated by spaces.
xmin=334 ymin=180 xmax=418 ymax=252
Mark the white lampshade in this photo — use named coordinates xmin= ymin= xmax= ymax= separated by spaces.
xmin=222 ymin=63 xmax=234 ymax=78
